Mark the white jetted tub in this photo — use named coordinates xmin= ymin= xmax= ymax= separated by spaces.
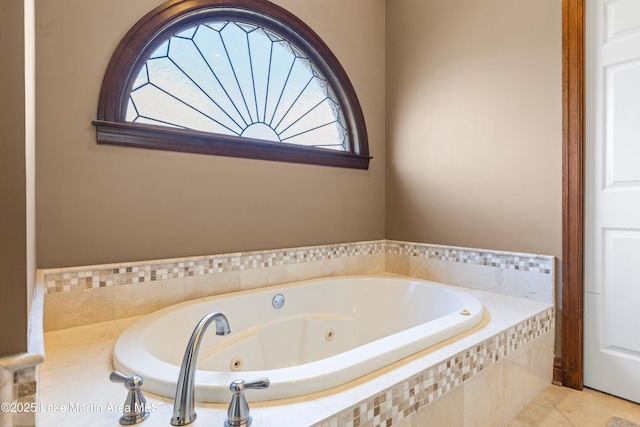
xmin=113 ymin=276 xmax=483 ymax=402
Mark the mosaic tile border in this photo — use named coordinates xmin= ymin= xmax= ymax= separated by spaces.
xmin=41 ymin=240 xmax=553 ymax=294
xmin=312 ymin=306 xmax=555 ymax=427
xmin=42 ymin=241 xmax=385 ymax=294
xmin=386 ymin=240 xmax=554 ymax=275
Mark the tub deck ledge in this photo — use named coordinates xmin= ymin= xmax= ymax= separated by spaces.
xmin=38 ymin=284 xmax=554 ymax=427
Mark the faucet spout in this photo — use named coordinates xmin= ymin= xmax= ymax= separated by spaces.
xmin=171 ymin=312 xmax=231 ymax=426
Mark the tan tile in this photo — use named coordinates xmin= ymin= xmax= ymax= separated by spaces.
xmin=409 ymin=257 xmax=446 ymax=282
xmin=43 ymin=319 xmax=120 ymax=351
xmin=348 ymin=253 xmax=385 ymax=275
xmin=43 ymin=287 xmax=114 ymax=331
xmin=184 ymin=270 xmax=241 ymax=299
xmin=506 ymin=392 xmax=573 ymax=426
xmin=39 ymin=337 xmax=117 ymax=390
xmin=328 ymin=255 xmax=360 ymax=276
xmin=518 ymin=385 xmax=640 ymax=427
xmin=530 ymin=329 xmax=555 ymax=382
xmin=325 ymin=254 xmax=385 ymax=276
xmin=112 ymin=279 xmax=185 ymax=319
xmin=385 ymin=252 xmax=410 ymax=275
xmin=155 ymin=278 xmax=186 ymax=309
xmin=240 ymin=265 xmax=286 ymax=291
xmin=286 ymin=259 xmax=332 ymax=282
xmin=113 ymin=315 xmax=144 ymax=332
xmin=40 ymin=321 xmax=121 ymax=389
xmin=540 ymin=383 xmax=582 ymax=406
xmin=113 ymin=281 xmax=161 ymax=318
xmin=557 ymin=388 xmax=640 ymax=426
xmin=412 ymin=384 xmax=464 ymax=427
xmin=502 ymin=347 xmax=549 ymax=424
xmin=546 ymin=387 xmax=607 ymax=426
xmin=464 ymin=360 xmax=505 ymax=426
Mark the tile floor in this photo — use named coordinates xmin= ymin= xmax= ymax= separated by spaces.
xmin=508 ymin=384 xmax=640 ymax=426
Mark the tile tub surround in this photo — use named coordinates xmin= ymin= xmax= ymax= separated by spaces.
xmin=0 ymin=278 xmax=45 ymax=427
xmin=0 ymin=367 xmax=38 ymax=427
xmin=41 ymin=240 xmax=555 ymax=331
xmin=385 ymin=240 xmax=555 ymax=304
xmin=36 ymin=285 xmax=554 ymax=427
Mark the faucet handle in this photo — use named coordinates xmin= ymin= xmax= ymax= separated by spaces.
xmin=225 ymin=378 xmax=270 ymax=427
xmin=110 ymin=371 xmax=141 ymax=389
xmin=110 ymin=371 xmax=150 ymax=425
xmin=239 ymin=378 xmax=270 ymax=390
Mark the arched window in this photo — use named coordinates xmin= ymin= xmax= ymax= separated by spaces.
xmin=94 ymin=0 xmax=370 ymax=169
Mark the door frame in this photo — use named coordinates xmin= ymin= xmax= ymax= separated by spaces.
xmin=562 ymin=0 xmax=585 ymax=390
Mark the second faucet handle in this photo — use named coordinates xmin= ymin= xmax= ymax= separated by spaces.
xmin=225 ymin=378 xmax=270 ymax=427
xmin=109 ymin=371 xmax=150 ymax=425
xmin=239 ymin=378 xmax=270 ymax=390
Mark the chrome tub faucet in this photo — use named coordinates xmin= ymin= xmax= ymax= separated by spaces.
xmin=171 ymin=312 xmax=231 ymax=426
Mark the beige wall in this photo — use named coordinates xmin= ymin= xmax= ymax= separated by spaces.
xmin=386 ymin=0 xmax=562 ymax=259
xmin=0 ymin=0 xmax=34 ymax=357
xmin=36 ymin=0 xmax=386 ymax=268
xmin=36 ymin=0 xmax=561 ymax=270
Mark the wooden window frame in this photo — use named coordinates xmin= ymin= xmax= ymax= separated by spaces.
xmin=93 ymin=0 xmax=371 ymax=170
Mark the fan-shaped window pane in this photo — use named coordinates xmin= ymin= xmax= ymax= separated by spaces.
xmin=94 ymin=0 xmax=370 ymax=169
xmin=127 ymin=21 xmax=348 ymax=151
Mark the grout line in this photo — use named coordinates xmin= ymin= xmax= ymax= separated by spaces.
xmin=540 ymin=390 xmax=577 ymax=426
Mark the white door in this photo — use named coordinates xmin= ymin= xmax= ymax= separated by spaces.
xmin=585 ymin=0 xmax=640 ymax=403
